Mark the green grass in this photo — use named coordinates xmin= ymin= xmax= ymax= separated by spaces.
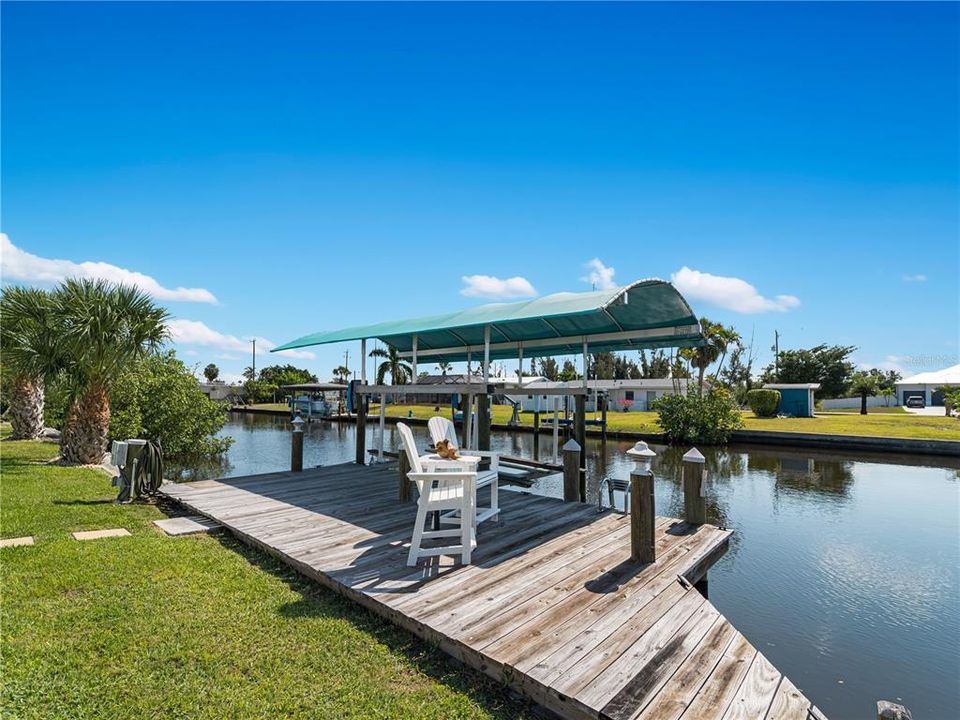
xmin=0 ymin=432 xmax=538 ymax=719
xmin=373 ymin=403 xmax=960 ymax=442
xmin=817 ymin=406 xmax=907 ymax=414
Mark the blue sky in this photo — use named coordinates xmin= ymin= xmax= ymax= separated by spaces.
xmin=2 ymin=2 xmax=957 ymax=383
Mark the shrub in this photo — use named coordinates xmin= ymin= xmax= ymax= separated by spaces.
xmin=109 ymin=351 xmax=233 ymax=461
xmin=653 ymin=387 xmax=743 ymax=445
xmin=746 ymin=389 xmax=781 ymax=417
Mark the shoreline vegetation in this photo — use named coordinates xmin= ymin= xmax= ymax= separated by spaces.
xmin=234 ymin=402 xmax=960 ymax=442
xmin=0 ymin=426 xmax=538 ymax=719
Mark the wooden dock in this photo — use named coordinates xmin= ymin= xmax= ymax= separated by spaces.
xmin=160 ymin=463 xmax=826 ymax=720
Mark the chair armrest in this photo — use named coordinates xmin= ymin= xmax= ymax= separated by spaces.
xmin=469 ymin=450 xmax=499 ymax=470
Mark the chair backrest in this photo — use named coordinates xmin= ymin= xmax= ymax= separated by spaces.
xmin=428 ymin=416 xmax=459 ymax=451
xmin=396 ymin=422 xmax=422 ymax=473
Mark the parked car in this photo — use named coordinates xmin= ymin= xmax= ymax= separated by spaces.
xmin=905 ymin=396 xmax=925 ymax=408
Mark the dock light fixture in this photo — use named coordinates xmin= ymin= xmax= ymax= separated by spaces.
xmin=292 ymin=414 xmax=305 ymax=433
xmin=626 ymin=440 xmax=656 ymax=474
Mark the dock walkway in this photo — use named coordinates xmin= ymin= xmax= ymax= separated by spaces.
xmin=160 ymin=463 xmax=825 ymax=720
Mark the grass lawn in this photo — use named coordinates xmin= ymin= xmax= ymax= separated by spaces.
xmin=816 ymin=406 xmax=906 ymax=414
xmin=0 ymin=431 xmax=538 ymax=719
xmin=372 ymin=403 xmax=960 ymax=442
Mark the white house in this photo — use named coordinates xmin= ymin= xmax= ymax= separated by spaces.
xmin=895 ymin=363 xmax=960 ymax=406
xmin=506 ymin=378 xmax=698 ymax=413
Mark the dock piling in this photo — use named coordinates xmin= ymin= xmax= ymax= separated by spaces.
xmin=533 ymin=411 xmax=540 ymax=461
xmin=562 ymin=439 xmax=581 ymax=502
xmin=291 ymin=414 xmax=304 ymax=472
xmin=355 ymin=394 xmax=367 ymax=465
xmin=682 ymin=447 xmax=707 ymax=525
xmin=630 ymin=468 xmax=655 ymax=563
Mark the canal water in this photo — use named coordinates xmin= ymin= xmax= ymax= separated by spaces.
xmin=181 ymin=412 xmax=960 ymax=719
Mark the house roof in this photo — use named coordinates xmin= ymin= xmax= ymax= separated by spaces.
xmin=895 ymin=363 xmax=960 ymax=386
xmin=272 ymin=279 xmax=704 ymax=363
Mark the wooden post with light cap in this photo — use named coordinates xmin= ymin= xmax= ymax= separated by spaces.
xmin=626 ymin=441 xmax=656 ymax=563
xmin=682 ymin=447 xmax=707 ymax=525
xmin=291 ymin=413 xmax=304 ymax=472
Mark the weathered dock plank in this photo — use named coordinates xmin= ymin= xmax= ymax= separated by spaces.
xmin=160 ymin=463 xmax=824 ymax=720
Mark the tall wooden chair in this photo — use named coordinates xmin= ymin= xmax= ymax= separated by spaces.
xmin=397 ymin=422 xmax=477 ymax=566
xmin=427 ymin=416 xmax=499 ymax=524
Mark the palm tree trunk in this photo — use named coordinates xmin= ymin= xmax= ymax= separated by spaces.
xmin=60 ymin=384 xmax=111 ymax=464
xmin=8 ymin=375 xmax=45 ymax=440
xmin=860 ymin=392 xmax=868 ymax=415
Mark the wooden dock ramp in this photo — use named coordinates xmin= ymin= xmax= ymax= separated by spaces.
xmin=160 ymin=463 xmax=826 ymax=720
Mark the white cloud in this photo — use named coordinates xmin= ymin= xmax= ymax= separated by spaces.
xmin=167 ymin=318 xmax=316 ymax=360
xmin=0 ymin=233 xmax=217 ymax=304
xmin=671 ymin=266 xmax=800 ymax=314
xmin=580 ymin=258 xmax=616 ymax=290
xmin=902 ymin=274 xmax=927 ymax=283
xmin=460 ymin=274 xmax=537 ymax=299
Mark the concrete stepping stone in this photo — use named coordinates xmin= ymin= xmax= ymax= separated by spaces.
xmin=72 ymin=528 xmax=131 ymax=541
xmin=153 ymin=515 xmax=221 ymax=536
xmin=0 ymin=536 xmax=34 ymax=548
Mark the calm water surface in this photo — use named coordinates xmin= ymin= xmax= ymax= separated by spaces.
xmin=181 ymin=413 xmax=960 ymax=719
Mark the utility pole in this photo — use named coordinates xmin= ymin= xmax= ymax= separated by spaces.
xmin=344 ymin=349 xmax=350 ymax=378
xmin=251 ymin=338 xmax=256 ymax=379
xmin=774 ymin=330 xmax=779 ymax=381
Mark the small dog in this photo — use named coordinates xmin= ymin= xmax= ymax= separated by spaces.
xmin=434 ymin=439 xmax=459 ymax=460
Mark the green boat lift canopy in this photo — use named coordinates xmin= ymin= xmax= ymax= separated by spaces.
xmin=273 ymin=279 xmax=704 ymax=365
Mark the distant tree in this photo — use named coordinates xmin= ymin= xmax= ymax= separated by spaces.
xmin=203 ymin=363 xmax=220 ymax=382
xmin=242 ymin=366 xmax=256 ymax=381
xmin=331 ymin=365 xmax=351 ymax=384
xmin=435 ymin=361 xmax=453 ymax=376
xmin=670 ymin=356 xmax=691 ymax=379
xmin=558 ymin=360 xmax=581 ymax=382
xmin=589 ymin=352 xmax=616 ymax=380
xmin=849 ymin=371 xmax=880 ymax=415
xmin=538 ymin=357 xmax=559 ymax=381
xmin=369 ymin=346 xmax=411 ymax=385
xmin=613 ymin=354 xmax=640 ymax=380
xmin=680 ymin=318 xmax=739 ymax=393
xmin=720 ymin=344 xmax=754 ymax=404
xmin=879 ymin=386 xmax=895 ymax=407
xmin=258 ymin=364 xmax=317 ymax=387
xmin=759 ymin=345 xmax=856 ymax=399
xmin=639 ymin=350 xmax=671 ymax=379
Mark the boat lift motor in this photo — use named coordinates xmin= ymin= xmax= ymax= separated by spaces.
xmin=110 ymin=439 xmax=164 ymax=502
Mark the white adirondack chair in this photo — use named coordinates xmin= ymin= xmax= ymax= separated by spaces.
xmin=397 ymin=422 xmax=476 ymax=566
xmin=427 ymin=416 xmax=499 ymax=524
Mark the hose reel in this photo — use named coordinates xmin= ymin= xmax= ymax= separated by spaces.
xmin=110 ymin=439 xmax=164 ymax=502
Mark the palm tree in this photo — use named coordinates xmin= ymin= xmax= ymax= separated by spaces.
xmin=0 ymin=287 xmax=62 ymax=439
xmin=436 ymin=361 xmax=452 ymax=376
xmin=849 ymin=371 xmax=879 ymax=415
xmin=331 ymin=365 xmax=351 ymax=384
xmin=57 ymin=279 xmax=169 ymax=464
xmin=369 ymin=346 xmax=411 ymax=385
xmin=680 ymin=318 xmax=724 ymax=393
xmin=712 ymin=325 xmax=742 ymax=379
xmin=203 ymin=363 xmax=219 ymax=382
